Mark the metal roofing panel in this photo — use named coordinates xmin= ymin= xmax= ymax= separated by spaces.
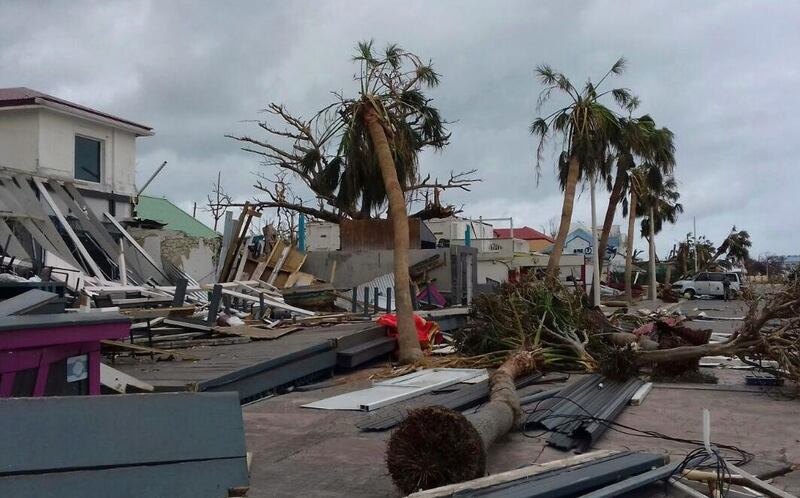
xmin=305 ymin=368 xmax=484 ymax=411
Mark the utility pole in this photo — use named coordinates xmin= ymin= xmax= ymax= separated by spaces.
xmin=590 ymin=173 xmax=601 ymax=307
xmin=693 ymin=216 xmax=698 ymax=273
xmin=648 ymin=208 xmax=657 ymax=301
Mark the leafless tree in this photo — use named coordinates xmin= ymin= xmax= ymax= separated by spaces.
xmin=227 ymin=103 xmax=480 ymax=223
xmin=540 ymin=216 xmax=558 ymax=238
xmin=205 ymin=171 xmax=232 ymax=231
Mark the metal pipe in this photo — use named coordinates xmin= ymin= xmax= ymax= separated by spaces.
xmin=137 ymin=161 xmax=167 ymax=195
xmin=590 ymin=173 xmax=601 ymax=307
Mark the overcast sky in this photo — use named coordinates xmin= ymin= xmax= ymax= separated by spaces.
xmin=1 ymin=0 xmax=797 ymax=256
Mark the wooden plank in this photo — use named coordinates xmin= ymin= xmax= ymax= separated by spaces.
xmin=100 ymin=363 xmax=154 ymax=393
xmin=34 ymin=178 xmax=107 ymax=281
xmin=163 ymin=318 xmax=214 ymax=332
xmin=629 ymin=382 xmax=653 ymax=406
xmin=219 ymin=203 xmax=250 ymax=282
xmin=250 ymin=257 xmax=270 ymax=282
xmin=121 ymin=306 xmax=195 ymax=319
xmin=101 ymin=339 xmax=200 ymax=360
xmin=232 ymin=237 xmax=250 ymax=282
xmin=103 ymin=212 xmax=170 ymax=280
xmin=213 ymin=325 xmax=303 ymax=340
xmin=266 ymin=245 xmax=290 ymax=286
xmin=220 ymin=288 xmax=315 ymax=316
xmin=407 ymin=450 xmax=618 ymax=497
xmin=724 ymin=461 xmax=796 ymax=498
xmin=284 ymin=271 xmax=315 ymax=288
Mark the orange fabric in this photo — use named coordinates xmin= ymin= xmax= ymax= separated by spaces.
xmin=376 ymin=313 xmax=441 ymax=348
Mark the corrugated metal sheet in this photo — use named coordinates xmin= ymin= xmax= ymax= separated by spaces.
xmin=525 ymin=374 xmax=643 ymax=451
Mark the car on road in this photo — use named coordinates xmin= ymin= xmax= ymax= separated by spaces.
xmin=671 ymin=271 xmax=742 ymax=298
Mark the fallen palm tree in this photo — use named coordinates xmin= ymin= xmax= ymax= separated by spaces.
xmin=453 ymin=277 xmax=597 ymax=371
xmin=385 ymin=279 xmax=800 ymax=493
xmin=386 ymin=350 xmax=540 ymax=494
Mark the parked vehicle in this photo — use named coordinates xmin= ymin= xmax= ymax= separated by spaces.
xmin=671 ymin=272 xmax=742 ymax=298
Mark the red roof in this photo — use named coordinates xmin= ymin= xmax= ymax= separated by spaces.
xmin=493 ymin=226 xmax=554 ymax=242
xmin=0 ymin=87 xmax=152 ymax=133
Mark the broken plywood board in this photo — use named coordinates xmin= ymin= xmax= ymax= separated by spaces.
xmin=100 ymin=363 xmax=154 ymax=393
xmin=284 ymin=271 xmax=315 ymax=288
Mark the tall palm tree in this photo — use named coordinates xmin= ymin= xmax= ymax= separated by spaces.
xmin=639 ymin=170 xmax=683 ymax=299
xmin=331 ymin=42 xmax=449 ymax=364
xmin=596 ymin=116 xmax=675 ymax=269
xmin=531 ymin=58 xmax=635 ymax=283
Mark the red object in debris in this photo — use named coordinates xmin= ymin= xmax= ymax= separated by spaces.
xmin=632 ymin=316 xmax=686 ymax=337
xmin=377 ymin=313 xmax=441 ymax=348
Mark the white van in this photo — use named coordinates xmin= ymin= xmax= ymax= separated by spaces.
xmin=671 ymin=272 xmax=742 ymax=298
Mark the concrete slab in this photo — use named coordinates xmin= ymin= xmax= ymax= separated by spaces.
xmin=243 ymin=362 xmax=800 ymax=497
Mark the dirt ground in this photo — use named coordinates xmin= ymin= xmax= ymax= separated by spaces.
xmin=242 ymin=298 xmax=800 ymax=497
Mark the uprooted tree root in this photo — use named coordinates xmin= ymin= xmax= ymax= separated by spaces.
xmin=386 ymin=351 xmax=539 ymax=494
xmin=386 ymin=406 xmax=487 ymax=494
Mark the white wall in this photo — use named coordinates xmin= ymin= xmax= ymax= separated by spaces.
xmin=425 ymin=217 xmax=494 ymax=242
xmin=0 ymin=108 xmax=39 ymax=172
xmin=565 ymin=236 xmax=591 ymax=255
xmin=478 ymin=260 xmax=510 ymax=284
xmin=37 ymin=109 xmax=137 ymax=195
xmin=305 ymin=221 xmax=340 ymax=250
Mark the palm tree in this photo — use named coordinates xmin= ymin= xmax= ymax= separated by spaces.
xmin=531 ymin=58 xmax=635 ymax=283
xmin=703 ymin=227 xmax=751 ymax=269
xmin=330 ymin=41 xmax=449 ymax=364
xmin=639 ymin=171 xmax=683 ymax=299
xmin=597 ymin=116 xmax=675 ymax=269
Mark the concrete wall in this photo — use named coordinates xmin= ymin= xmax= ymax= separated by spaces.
xmin=37 ymin=109 xmax=137 ymax=195
xmin=0 ymin=108 xmax=39 ymax=171
xmin=0 ymin=108 xmax=138 ymax=195
xmin=425 ymin=217 xmax=494 ymax=242
xmin=478 ymin=260 xmax=511 ymax=283
xmin=302 ymin=249 xmax=455 ymax=292
xmin=129 ymin=228 xmax=221 ymax=284
xmin=305 ymin=222 xmax=340 ymax=251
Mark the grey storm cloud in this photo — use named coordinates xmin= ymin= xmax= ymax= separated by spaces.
xmin=1 ymin=0 xmax=798 ymax=256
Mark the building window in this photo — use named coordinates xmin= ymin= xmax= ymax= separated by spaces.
xmin=74 ymin=136 xmax=102 ymax=183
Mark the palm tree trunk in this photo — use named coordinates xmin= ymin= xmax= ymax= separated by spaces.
xmin=546 ymin=155 xmax=580 ymax=283
xmin=386 ymin=350 xmax=540 ymax=493
xmin=363 ymin=104 xmax=422 ymax=364
xmin=625 ymin=190 xmax=637 ymax=303
xmin=597 ymin=165 xmax=625 ymax=272
xmin=648 ymin=207 xmax=657 ymax=301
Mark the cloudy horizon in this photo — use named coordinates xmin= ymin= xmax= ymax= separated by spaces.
xmin=1 ymin=0 xmax=797 ymax=257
